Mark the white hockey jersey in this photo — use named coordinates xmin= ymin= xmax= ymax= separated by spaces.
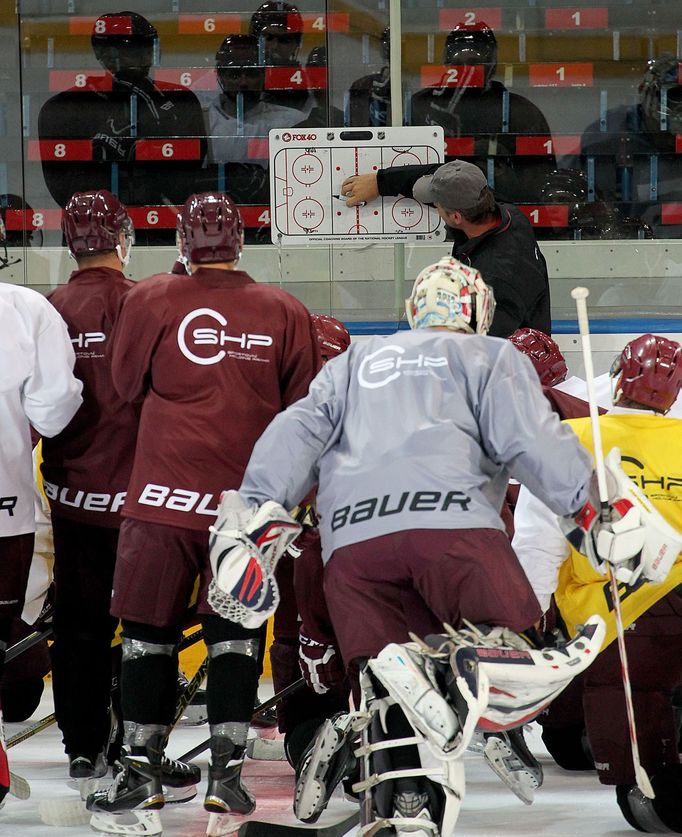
xmin=0 ymin=284 xmax=82 ymax=537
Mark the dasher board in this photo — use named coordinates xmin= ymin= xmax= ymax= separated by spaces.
xmin=269 ymin=126 xmax=445 ymax=245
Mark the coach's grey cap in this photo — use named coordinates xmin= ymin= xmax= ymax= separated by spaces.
xmin=413 ymin=159 xmax=488 ymax=210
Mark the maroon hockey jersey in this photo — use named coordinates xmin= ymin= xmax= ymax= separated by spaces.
xmin=110 ymin=268 xmax=321 ymax=531
xmin=41 ymin=267 xmax=139 ymax=527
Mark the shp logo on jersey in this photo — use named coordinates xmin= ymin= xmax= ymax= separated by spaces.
xmin=358 ymin=344 xmax=448 ymax=389
xmin=71 ymin=331 xmax=106 ymax=357
xmin=177 ymin=308 xmax=272 ymax=366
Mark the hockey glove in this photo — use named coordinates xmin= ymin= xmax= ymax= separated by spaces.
xmin=208 ymin=490 xmax=301 ymax=628
xmin=299 ymin=631 xmax=345 ymax=695
xmin=560 ymin=448 xmax=682 ymax=585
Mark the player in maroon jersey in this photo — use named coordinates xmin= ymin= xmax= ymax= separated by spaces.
xmin=269 ymin=314 xmax=352 ymax=769
xmin=41 ymin=190 xmax=140 ymax=780
xmin=86 ymin=192 xmax=320 ymax=835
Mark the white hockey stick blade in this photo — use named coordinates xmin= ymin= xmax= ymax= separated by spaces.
xmin=635 ymin=763 xmax=655 ymax=801
xmin=9 ymin=770 xmax=30 ymax=799
xmin=38 ymin=797 xmax=91 ymax=827
xmin=89 ymin=809 xmax=163 ymax=835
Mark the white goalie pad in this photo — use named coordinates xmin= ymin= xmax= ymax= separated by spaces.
xmin=448 ymin=614 xmax=606 ymax=731
xmin=599 ymin=448 xmax=682 ymax=585
xmin=368 ymin=642 xmax=489 ymax=761
xmin=208 ymin=490 xmax=301 ymax=628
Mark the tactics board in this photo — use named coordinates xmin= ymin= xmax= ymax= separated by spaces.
xmin=269 ymin=126 xmax=445 ymax=245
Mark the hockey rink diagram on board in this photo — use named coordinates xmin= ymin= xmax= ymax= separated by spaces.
xmin=269 ymin=126 xmax=445 ymax=245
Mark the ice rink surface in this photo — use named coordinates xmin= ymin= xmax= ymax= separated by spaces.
xmin=3 ymin=681 xmax=638 ymax=837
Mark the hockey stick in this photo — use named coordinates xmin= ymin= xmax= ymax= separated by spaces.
xmin=5 ymin=625 xmax=53 ymax=664
xmin=179 ymin=677 xmax=307 ymax=763
xmin=237 ymin=811 xmax=360 ymax=836
xmin=571 ymin=285 xmax=655 ymax=799
xmin=7 ymin=626 xmax=205 ymax=751
xmin=7 ymin=711 xmax=56 ymax=749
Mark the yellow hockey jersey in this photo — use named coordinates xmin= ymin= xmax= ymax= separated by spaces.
xmin=555 ymin=413 xmax=682 ymax=649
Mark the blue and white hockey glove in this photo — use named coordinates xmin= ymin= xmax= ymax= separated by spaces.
xmin=208 ymin=490 xmax=301 ymax=628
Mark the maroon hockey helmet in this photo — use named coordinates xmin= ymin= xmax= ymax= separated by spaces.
xmin=509 ymin=328 xmax=568 ymax=387
xmin=311 ymin=314 xmax=351 ymax=360
xmin=177 ymin=193 xmax=244 ymax=265
xmin=62 ymin=190 xmax=133 ymax=259
xmin=610 ymin=334 xmax=682 ymax=414
xmin=444 ymin=22 xmax=497 ymax=88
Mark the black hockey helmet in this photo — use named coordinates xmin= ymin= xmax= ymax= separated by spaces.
xmin=249 ymin=1 xmax=303 ymax=38
xmin=444 ymin=22 xmax=497 ymax=88
xmin=91 ymin=11 xmax=157 ymax=81
xmin=639 ymin=54 xmax=682 ymax=133
xmin=215 ymin=34 xmax=263 ymax=93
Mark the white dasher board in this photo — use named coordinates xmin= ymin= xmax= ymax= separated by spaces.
xmin=269 ymin=126 xmax=445 ymax=245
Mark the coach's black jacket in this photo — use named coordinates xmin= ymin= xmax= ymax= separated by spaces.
xmin=378 ymin=164 xmax=551 ymax=337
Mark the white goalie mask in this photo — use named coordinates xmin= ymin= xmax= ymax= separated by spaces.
xmin=406 ymin=256 xmax=496 ymax=334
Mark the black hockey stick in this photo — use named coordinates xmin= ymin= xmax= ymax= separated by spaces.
xmin=179 ymin=677 xmax=307 ymax=763
xmin=8 ymin=627 xmax=206 ymax=750
xmin=5 ymin=599 xmax=55 ymax=664
xmin=5 ymin=625 xmax=53 ymax=664
xmin=238 ymin=810 xmax=359 ymax=836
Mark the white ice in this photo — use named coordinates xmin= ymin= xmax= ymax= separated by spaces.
xmin=2 ymin=681 xmax=637 ymax=837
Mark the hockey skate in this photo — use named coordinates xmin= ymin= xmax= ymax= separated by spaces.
xmin=482 ymin=726 xmax=543 ymax=805
xmin=160 ymin=752 xmax=201 ymax=803
xmin=69 ymin=750 xmax=109 ymax=780
xmin=294 ymin=712 xmax=359 ymax=823
xmin=87 ymin=751 xmax=164 ymax=836
xmin=204 ymin=740 xmax=255 ymax=815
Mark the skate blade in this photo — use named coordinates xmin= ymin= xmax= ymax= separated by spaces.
xmin=294 ymin=719 xmax=341 ymax=822
xmin=483 ymin=738 xmax=537 ymax=805
xmin=89 ymin=809 xmax=163 ymax=835
xmin=206 ymin=811 xmax=240 ymax=836
xmin=39 ymin=797 xmax=91 ymax=826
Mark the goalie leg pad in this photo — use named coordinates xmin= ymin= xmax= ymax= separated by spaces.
xmin=447 ymin=615 xmax=606 ymax=731
xmin=368 ymin=643 xmax=488 ymax=759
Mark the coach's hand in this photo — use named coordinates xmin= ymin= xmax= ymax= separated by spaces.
xmin=340 ymin=173 xmax=379 ymax=206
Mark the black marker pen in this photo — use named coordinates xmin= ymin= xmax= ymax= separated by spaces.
xmin=332 ymin=194 xmax=367 ymax=208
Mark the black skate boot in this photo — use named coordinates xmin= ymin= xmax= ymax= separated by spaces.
xmin=204 ymin=734 xmax=255 ymax=815
xmin=294 ymin=712 xmax=358 ymax=824
xmin=69 ymin=750 xmax=108 ymax=780
xmin=483 ymin=725 xmax=544 ymax=805
xmin=86 ymin=726 xmax=165 ymax=815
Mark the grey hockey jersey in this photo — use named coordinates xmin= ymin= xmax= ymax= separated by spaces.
xmin=240 ymin=330 xmax=593 ymax=562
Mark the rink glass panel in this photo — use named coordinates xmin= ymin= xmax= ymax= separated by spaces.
xmin=2 ymin=1 xmax=682 ymax=331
